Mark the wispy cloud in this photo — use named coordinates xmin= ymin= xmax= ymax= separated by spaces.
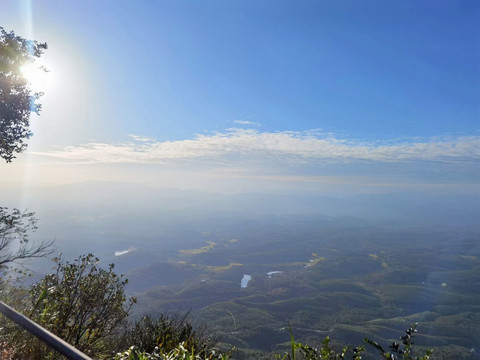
xmin=128 ymin=134 xmax=156 ymax=142
xmin=233 ymin=120 xmax=261 ymax=126
xmin=34 ymin=129 xmax=480 ymax=166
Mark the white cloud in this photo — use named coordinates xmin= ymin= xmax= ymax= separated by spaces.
xmin=33 ymin=129 xmax=480 ymax=166
xmin=233 ymin=120 xmax=261 ymax=126
xmin=128 ymin=134 xmax=156 ymax=142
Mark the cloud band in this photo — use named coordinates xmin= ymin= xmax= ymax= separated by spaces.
xmin=33 ymin=129 xmax=480 ymax=165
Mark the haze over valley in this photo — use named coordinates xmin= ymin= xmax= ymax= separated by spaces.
xmin=1 ymin=181 xmax=478 ymax=357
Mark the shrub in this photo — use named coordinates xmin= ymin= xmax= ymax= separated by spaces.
xmin=122 ymin=313 xmax=215 ymax=357
xmin=3 ymin=254 xmax=135 ymax=359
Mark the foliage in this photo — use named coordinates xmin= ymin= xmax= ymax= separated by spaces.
xmin=0 ymin=207 xmax=53 ymax=268
xmin=122 ymin=313 xmax=215 ymax=357
xmin=276 ymin=331 xmax=359 ymax=360
xmin=2 ymin=254 xmax=136 ymax=359
xmin=276 ymin=324 xmax=432 ymax=360
xmin=363 ymin=323 xmax=433 ymax=360
xmin=0 ymin=27 xmax=47 ymax=162
xmin=114 ymin=343 xmax=231 ymax=360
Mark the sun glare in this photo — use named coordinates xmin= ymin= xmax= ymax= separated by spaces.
xmin=20 ymin=61 xmax=53 ymax=93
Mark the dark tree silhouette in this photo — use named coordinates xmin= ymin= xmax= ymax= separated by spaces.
xmin=0 ymin=29 xmax=52 ymax=268
xmin=0 ymin=27 xmax=47 ymax=163
xmin=0 ymin=207 xmax=52 ymax=268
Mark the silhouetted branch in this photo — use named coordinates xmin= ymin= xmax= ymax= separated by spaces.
xmin=0 ymin=207 xmax=54 ymax=267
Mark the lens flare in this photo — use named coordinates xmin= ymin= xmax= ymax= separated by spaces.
xmin=20 ymin=61 xmax=52 ymax=93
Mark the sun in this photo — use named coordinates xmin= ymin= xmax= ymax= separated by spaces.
xmin=19 ymin=60 xmax=53 ymax=93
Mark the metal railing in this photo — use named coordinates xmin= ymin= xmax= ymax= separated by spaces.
xmin=0 ymin=301 xmax=93 ymax=360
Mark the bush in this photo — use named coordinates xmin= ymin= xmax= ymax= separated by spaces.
xmin=122 ymin=313 xmax=215 ymax=357
xmin=3 ymin=254 xmax=135 ymax=359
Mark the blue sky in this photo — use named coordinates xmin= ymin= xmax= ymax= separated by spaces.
xmin=1 ymin=0 xmax=479 ymax=193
